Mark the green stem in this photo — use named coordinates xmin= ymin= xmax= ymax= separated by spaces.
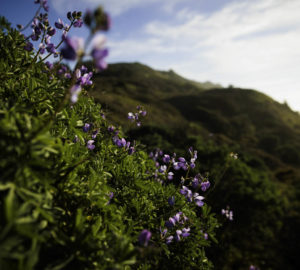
xmin=37 ymin=21 xmax=75 ymax=64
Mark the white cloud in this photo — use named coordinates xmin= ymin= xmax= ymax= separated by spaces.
xmin=140 ymin=0 xmax=300 ymax=111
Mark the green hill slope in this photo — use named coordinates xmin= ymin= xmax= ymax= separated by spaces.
xmin=90 ymin=62 xmax=300 ymax=169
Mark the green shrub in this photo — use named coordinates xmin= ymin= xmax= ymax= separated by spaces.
xmin=0 ymin=9 xmax=219 ymax=270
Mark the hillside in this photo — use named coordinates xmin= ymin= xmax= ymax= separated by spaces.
xmin=89 ymin=62 xmax=221 ymax=128
xmin=90 ymin=62 xmax=300 ymax=170
xmin=89 ymin=62 xmax=300 ymax=270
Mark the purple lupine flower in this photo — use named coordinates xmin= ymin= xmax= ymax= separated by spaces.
xmin=107 ymin=191 xmax=114 ymax=204
xmin=39 ymin=43 xmax=46 ymax=54
xmin=73 ymin=135 xmax=79 ymax=143
xmin=83 ymin=123 xmax=91 ymax=133
xmin=117 ymin=138 xmax=126 ymax=147
xmin=175 ymin=230 xmax=182 ymax=242
xmin=192 ymin=177 xmax=199 ymax=189
xmin=134 ymin=113 xmax=139 ymax=121
xmin=47 ymin=27 xmax=56 ymax=36
xmin=182 ymin=164 xmax=188 ymax=170
xmin=158 ymin=165 xmax=167 ymax=173
xmin=80 ymin=72 xmax=93 ymax=86
xmin=201 ymin=181 xmax=210 ymax=191
xmin=166 ymin=236 xmax=174 ymax=244
xmin=159 ymin=227 xmax=167 ymax=238
xmin=173 ymin=212 xmax=182 ymax=222
xmin=168 ymin=196 xmax=175 ymax=206
xmin=34 ymin=26 xmax=42 ymax=35
xmin=128 ymin=146 xmax=135 ymax=155
xmin=182 ymin=215 xmax=188 ymax=223
xmin=34 ymin=0 xmax=49 ymax=11
xmin=64 ymin=73 xmax=71 ymax=79
xmin=75 ymin=68 xmax=92 ymax=85
xmin=163 ymin=154 xmax=170 ymax=163
xmin=24 ymin=42 xmax=34 ymax=51
xmin=139 ymin=230 xmax=151 ymax=247
xmin=44 ymin=35 xmax=50 ymax=45
xmin=126 ymin=141 xmax=131 ymax=149
xmin=55 ymin=18 xmax=64 ymax=29
xmin=189 ymin=147 xmax=197 ymax=158
xmin=62 ymin=30 xmax=68 ymax=40
xmin=128 ymin=112 xmax=134 ymax=120
xmin=173 ymin=162 xmax=180 ymax=170
xmin=178 ymin=157 xmax=185 ymax=163
xmin=58 ymin=65 xmax=67 ymax=75
xmin=31 ymin=18 xmax=38 ymax=28
xmin=165 ymin=217 xmax=176 ymax=228
xmin=70 ymin=84 xmax=82 ymax=103
xmin=46 ymin=43 xmax=56 ymax=54
xmin=45 ymin=61 xmax=53 ymax=69
xmin=87 ymin=140 xmax=95 ymax=150
xmin=180 ymin=186 xmax=193 ymax=202
xmin=42 ymin=0 xmax=49 ymax=12
xmin=108 ymin=125 xmax=115 ymax=133
xmin=180 ymin=186 xmax=189 ymax=196
xmin=80 ymin=65 xmax=88 ymax=73
xmin=92 ymin=129 xmax=99 ymax=139
xmin=182 ymin=228 xmax=190 ymax=237
xmin=194 ymin=193 xmax=205 ymax=207
xmin=74 ymin=19 xmax=83 ymax=28
xmin=222 ymin=207 xmax=234 ymax=221
xmin=114 ymin=137 xmax=126 ymax=148
xmin=92 ymin=48 xmax=108 ymax=71
xmin=167 ymin=172 xmax=174 ymax=180
xmin=61 ymin=36 xmax=84 ymax=60
xmin=177 ymin=157 xmax=188 ymax=170
xmin=203 ymin=233 xmax=208 ymax=240
xmin=31 ymin=34 xmax=39 ymax=41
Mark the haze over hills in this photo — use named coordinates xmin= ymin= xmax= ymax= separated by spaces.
xmin=88 ymin=62 xmax=300 ymax=269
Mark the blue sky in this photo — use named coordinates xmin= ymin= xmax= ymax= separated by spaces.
xmin=2 ymin=0 xmax=300 ymax=112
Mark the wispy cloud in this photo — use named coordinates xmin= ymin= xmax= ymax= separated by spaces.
xmin=113 ymin=0 xmax=300 ymax=110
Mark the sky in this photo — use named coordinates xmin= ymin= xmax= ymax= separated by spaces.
xmin=1 ymin=0 xmax=300 ymax=112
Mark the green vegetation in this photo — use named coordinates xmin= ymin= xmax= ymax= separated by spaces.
xmin=0 ymin=18 xmax=220 ymax=270
xmin=90 ymin=62 xmax=300 ymax=270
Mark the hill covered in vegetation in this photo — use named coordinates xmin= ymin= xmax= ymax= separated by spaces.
xmin=89 ymin=62 xmax=300 ymax=270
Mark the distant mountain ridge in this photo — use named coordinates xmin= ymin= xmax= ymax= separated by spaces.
xmin=90 ymin=62 xmax=300 ymax=170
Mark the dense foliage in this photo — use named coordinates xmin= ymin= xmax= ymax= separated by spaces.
xmin=90 ymin=63 xmax=300 ymax=269
xmin=0 ymin=7 xmax=223 ymax=270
